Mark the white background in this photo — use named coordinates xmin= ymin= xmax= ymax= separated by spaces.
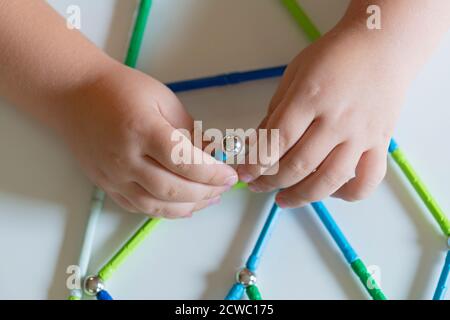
xmin=1 ymin=0 xmax=450 ymax=300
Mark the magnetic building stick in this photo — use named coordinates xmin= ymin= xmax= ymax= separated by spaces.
xmin=311 ymin=202 xmax=386 ymax=300
xmin=98 ymin=218 xmax=162 ymax=282
xmin=389 ymin=140 xmax=450 ymax=236
xmin=226 ymin=203 xmax=281 ymax=300
xmin=68 ymin=189 xmax=105 ymax=300
xmin=125 ymin=0 xmax=154 ymax=68
xmin=433 ymin=250 xmax=450 ymax=300
xmin=167 ymin=66 xmax=286 ymax=93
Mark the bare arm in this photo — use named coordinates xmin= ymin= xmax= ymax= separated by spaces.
xmin=0 ymin=0 xmax=114 ymax=132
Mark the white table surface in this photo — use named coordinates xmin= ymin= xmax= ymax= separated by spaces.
xmin=1 ymin=0 xmax=450 ymax=300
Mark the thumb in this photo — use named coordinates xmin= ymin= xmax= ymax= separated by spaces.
xmin=158 ymin=83 xmax=194 ymax=130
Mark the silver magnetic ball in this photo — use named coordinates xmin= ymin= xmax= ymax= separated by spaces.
xmin=84 ymin=275 xmax=105 ymax=296
xmin=223 ymin=135 xmax=243 ymax=156
xmin=236 ymin=268 xmax=257 ymax=287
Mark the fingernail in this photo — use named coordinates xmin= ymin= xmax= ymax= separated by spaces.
xmin=224 ymin=175 xmax=239 ymax=187
xmin=208 ymin=196 xmax=221 ymax=207
xmin=276 ymin=196 xmax=291 ymax=209
xmin=238 ymin=172 xmax=255 ymax=183
xmin=248 ymin=183 xmax=263 ymax=193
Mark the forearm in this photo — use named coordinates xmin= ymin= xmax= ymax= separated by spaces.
xmin=0 ymin=0 xmax=116 ymax=132
xmin=337 ymin=0 xmax=450 ymax=78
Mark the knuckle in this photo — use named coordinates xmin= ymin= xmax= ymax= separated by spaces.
xmin=109 ymin=152 xmax=131 ymax=171
xmin=134 ymin=197 xmax=156 ymax=215
xmin=162 ymin=185 xmax=179 ymax=201
xmin=278 ymin=130 xmax=294 ymax=152
xmin=203 ymin=187 xmax=217 ymax=201
xmin=258 ymin=178 xmax=278 ymax=191
xmin=285 ymin=160 xmax=312 ymax=181
xmin=175 ymin=161 xmax=188 ymax=172
xmin=204 ymin=171 xmax=218 ymax=185
xmin=300 ymin=81 xmax=322 ymax=102
xmin=321 ymin=169 xmax=352 ymax=190
xmin=151 ymin=206 xmax=165 ymax=217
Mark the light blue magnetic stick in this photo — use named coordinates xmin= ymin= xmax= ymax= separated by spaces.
xmin=311 ymin=202 xmax=358 ymax=264
xmin=311 ymin=202 xmax=386 ymax=300
xmin=433 ymin=250 xmax=450 ymax=300
xmin=246 ymin=203 xmax=282 ymax=272
xmin=69 ymin=189 xmax=105 ymax=300
xmin=225 ymin=203 xmax=281 ymax=300
xmin=225 ymin=283 xmax=246 ymax=301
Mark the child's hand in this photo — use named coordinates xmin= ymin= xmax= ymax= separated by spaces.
xmin=237 ymin=27 xmax=411 ymax=208
xmin=60 ymin=64 xmax=238 ymax=218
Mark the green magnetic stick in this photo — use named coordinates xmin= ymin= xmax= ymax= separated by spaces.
xmin=246 ymin=285 xmax=263 ymax=300
xmin=390 ymin=147 xmax=450 ymax=236
xmin=281 ymin=0 xmax=321 ymax=42
xmin=351 ymin=259 xmax=387 ymax=300
xmin=233 ymin=182 xmax=248 ymax=190
xmin=98 ymin=218 xmax=162 ymax=281
xmin=125 ymin=0 xmax=153 ymax=68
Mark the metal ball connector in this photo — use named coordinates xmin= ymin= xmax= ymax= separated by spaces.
xmin=222 ymin=135 xmax=244 ymax=156
xmin=84 ymin=275 xmax=105 ymax=296
xmin=236 ymin=268 xmax=257 ymax=287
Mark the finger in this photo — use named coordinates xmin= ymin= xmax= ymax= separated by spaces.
xmin=109 ymin=191 xmax=139 ymax=213
xmin=276 ymin=143 xmax=361 ymax=208
xmin=251 ymin=62 xmax=299 ymax=161
xmin=238 ymin=84 xmax=316 ymax=182
xmin=267 ymin=60 xmax=301 ymax=114
xmin=333 ymin=147 xmax=387 ymax=201
xmin=122 ymin=182 xmax=220 ymax=219
xmin=248 ymin=120 xmax=342 ymax=192
xmin=135 ymin=156 xmax=231 ymax=202
xmin=145 ymin=118 xmax=238 ymax=187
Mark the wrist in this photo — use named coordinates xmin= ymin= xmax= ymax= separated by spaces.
xmin=334 ymin=1 xmax=447 ymax=80
xmin=51 ymin=56 xmax=122 ymax=138
xmin=328 ymin=20 xmax=422 ymax=87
